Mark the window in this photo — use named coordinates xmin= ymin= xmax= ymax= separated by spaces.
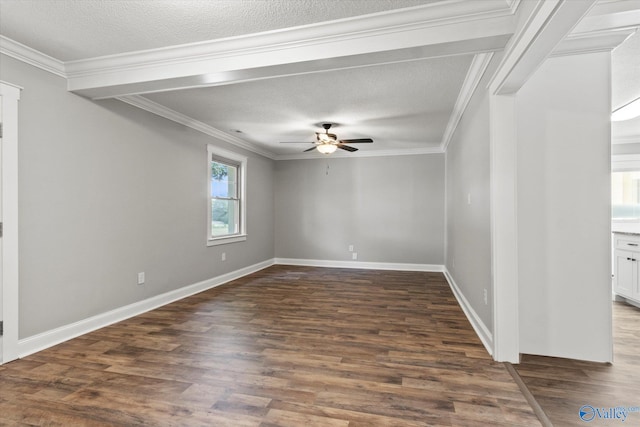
xmin=612 ymin=171 xmax=640 ymax=222
xmin=207 ymin=145 xmax=247 ymax=245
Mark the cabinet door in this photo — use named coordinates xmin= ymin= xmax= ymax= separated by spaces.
xmin=634 ymin=261 xmax=640 ymax=301
xmin=614 ymin=250 xmax=636 ymax=298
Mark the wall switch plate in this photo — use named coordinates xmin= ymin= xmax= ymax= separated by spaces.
xmin=352 ymin=252 xmax=358 ymax=260
xmin=137 ymin=272 xmax=145 ymax=285
xmin=348 ymin=245 xmax=354 ymax=252
xmin=221 ymin=252 xmax=226 ymax=261
xmin=483 ymin=288 xmax=488 ymax=305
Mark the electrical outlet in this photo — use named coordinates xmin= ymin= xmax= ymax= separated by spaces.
xmin=483 ymin=288 xmax=488 ymax=305
xmin=137 ymin=272 xmax=145 ymax=285
xmin=348 ymin=245 xmax=354 ymax=252
xmin=221 ymin=252 xmax=226 ymax=261
xmin=352 ymin=252 xmax=358 ymax=260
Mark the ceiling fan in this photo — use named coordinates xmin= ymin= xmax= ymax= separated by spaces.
xmin=281 ymin=123 xmax=373 ymax=154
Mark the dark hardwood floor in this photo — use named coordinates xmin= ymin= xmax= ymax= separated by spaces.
xmin=0 ymin=266 xmax=541 ymax=426
xmin=514 ymin=301 xmax=640 ymax=427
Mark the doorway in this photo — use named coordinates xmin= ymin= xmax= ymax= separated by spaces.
xmin=610 ymin=29 xmax=640 ymax=364
xmin=0 ymin=81 xmax=21 ymax=364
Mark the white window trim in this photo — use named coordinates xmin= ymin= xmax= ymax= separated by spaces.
xmin=611 ymin=155 xmax=640 ymax=224
xmin=207 ymin=145 xmax=247 ymax=246
xmin=612 ymin=154 xmax=640 ymax=172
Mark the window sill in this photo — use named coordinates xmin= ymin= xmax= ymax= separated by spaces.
xmin=207 ymin=234 xmax=247 ymax=246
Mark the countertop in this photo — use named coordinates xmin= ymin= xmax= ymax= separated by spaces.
xmin=612 ymin=223 xmax=640 ymax=235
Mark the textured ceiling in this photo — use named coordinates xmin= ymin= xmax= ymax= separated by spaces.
xmin=145 ymin=55 xmax=473 ymax=154
xmin=612 ymin=30 xmax=640 ymax=109
xmin=0 ymin=0 xmax=469 ymax=156
xmin=1 ymin=0 xmax=637 ymax=156
xmin=0 ymin=0 xmax=436 ymax=61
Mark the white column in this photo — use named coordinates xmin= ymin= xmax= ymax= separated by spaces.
xmin=0 ymin=81 xmax=21 ymax=364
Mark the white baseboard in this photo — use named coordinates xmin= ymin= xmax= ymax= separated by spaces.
xmin=17 ymin=259 xmax=485 ymax=360
xmin=616 ymin=295 xmax=640 ymax=310
xmin=274 ymin=258 xmax=444 ymax=272
xmin=18 ymin=259 xmax=275 ymax=358
xmin=443 ymin=268 xmax=494 ymax=356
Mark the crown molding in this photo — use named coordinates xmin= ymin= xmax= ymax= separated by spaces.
xmin=274 ymin=146 xmax=443 ymax=161
xmin=506 ymin=0 xmax=522 ymax=15
xmin=573 ymin=0 xmax=640 ymax=34
xmin=116 ymin=95 xmax=276 ymax=160
xmin=119 ymin=94 xmax=444 ymax=160
xmin=551 ymin=27 xmax=637 ymax=56
xmin=441 ymin=52 xmax=494 ymax=152
xmin=0 ymin=36 xmax=66 ymax=78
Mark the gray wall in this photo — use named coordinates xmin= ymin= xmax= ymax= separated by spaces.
xmin=1 ymin=54 xmax=275 ymax=338
xmin=444 ymin=55 xmax=501 ymax=332
xmin=274 ymin=155 xmax=445 ymax=265
xmin=517 ymin=52 xmax=612 ymax=362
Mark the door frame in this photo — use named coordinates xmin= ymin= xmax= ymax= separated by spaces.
xmin=1 ymin=81 xmax=21 ymax=364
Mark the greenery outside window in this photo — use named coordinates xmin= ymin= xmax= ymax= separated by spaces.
xmin=207 ymin=145 xmax=247 ymax=245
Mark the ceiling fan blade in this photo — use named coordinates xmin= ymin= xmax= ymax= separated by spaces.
xmin=303 ymin=146 xmax=318 ymax=152
xmin=339 ymin=138 xmax=373 ymax=143
xmin=337 ymin=144 xmax=358 ymax=152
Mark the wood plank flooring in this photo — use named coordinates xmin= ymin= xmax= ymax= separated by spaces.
xmin=514 ymin=301 xmax=640 ymax=427
xmin=0 ymin=266 xmax=541 ymax=426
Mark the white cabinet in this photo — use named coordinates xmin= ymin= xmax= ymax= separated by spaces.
xmin=613 ymin=232 xmax=640 ymax=305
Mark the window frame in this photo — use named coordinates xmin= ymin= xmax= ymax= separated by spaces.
xmin=207 ymin=145 xmax=247 ymax=246
xmin=612 ymin=154 xmax=640 ymax=223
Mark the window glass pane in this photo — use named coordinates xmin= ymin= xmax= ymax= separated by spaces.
xmin=211 ymin=161 xmax=237 ymax=198
xmin=207 ymin=145 xmax=246 ymax=243
xmin=612 ymin=171 xmax=640 ymax=220
xmin=211 ymin=199 xmax=240 ymax=237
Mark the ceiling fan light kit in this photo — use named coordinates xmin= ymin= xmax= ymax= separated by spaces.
xmin=317 ymin=143 xmax=338 ymax=154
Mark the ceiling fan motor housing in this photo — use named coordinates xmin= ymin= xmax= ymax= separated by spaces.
xmin=317 ymin=132 xmax=337 ymax=143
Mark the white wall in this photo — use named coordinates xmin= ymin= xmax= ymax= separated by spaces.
xmin=445 ymin=54 xmax=502 ymax=336
xmin=517 ymin=52 xmax=612 ymax=362
xmin=1 ymin=54 xmax=275 ymax=339
xmin=275 ymin=154 xmax=445 ymax=266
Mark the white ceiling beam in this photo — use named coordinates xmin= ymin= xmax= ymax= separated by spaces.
xmin=489 ymin=0 xmax=598 ymax=95
xmin=65 ymin=0 xmax=517 ymax=99
xmin=0 ymin=36 xmax=66 ymax=77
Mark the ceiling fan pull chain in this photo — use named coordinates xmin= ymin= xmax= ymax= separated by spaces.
xmin=326 ymin=163 xmax=330 ymax=176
